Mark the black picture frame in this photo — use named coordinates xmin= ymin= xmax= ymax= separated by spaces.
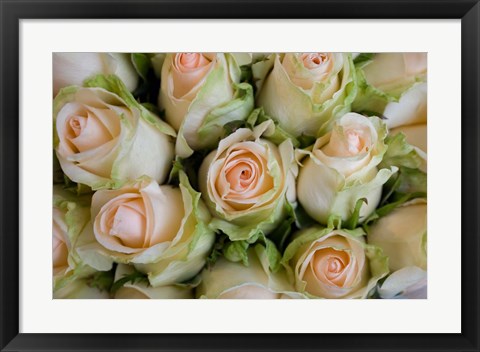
xmin=1 ymin=0 xmax=479 ymax=351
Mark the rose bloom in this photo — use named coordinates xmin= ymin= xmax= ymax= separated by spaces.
xmin=363 ymin=53 xmax=427 ymax=95
xmin=255 ymin=52 xmax=356 ymax=137
xmin=283 ymin=227 xmax=388 ymax=299
xmin=297 ymin=113 xmax=395 ymax=224
xmin=198 ymin=121 xmax=297 ymax=241
xmin=367 ymin=200 xmax=427 ymax=272
xmin=159 ymin=53 xmax=253 ymax=157
xmin=54 ymin=79 xmax=175 ymax=189
xmin=354 ymin=53 xmax=427 ymax=129
xmin=197 ymin=246 xmax=301 ymax=299
xmin=77 ymin=172 xmax=215 ymax=287
xmin=53 ymin=52 xmax=138 ymax=96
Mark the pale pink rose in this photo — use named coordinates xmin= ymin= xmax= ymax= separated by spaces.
xmin=294 ymin=231 xmax=369 ymax=298
xmin=171 ymin=53 xmax=213 ymax=100
xmin=198 ymin=122 xmax=296 ymax=241
xmin=283 ymin=52 xmax=338 ymax=92
xmin=159 ymin=53 xmax=216 ymax=131
xmin=80 ymin=174 xmax=215 ymax=287
xmin=54 ymin=87 xmax=174 ymax=189
xmin=92 ymin=181 xmax=184 ymax=254
xmin=158 ymin=53 xmax=251 ymax=158
xmin=297 ymin=113 xmax=391 ymax=225
xmin=255 ymin=52 xmax=353 ymax=137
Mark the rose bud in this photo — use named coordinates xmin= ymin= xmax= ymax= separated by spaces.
xmin=197 ymin=246 xmax=300 ymax=299
xmin=353 ymin=53 xmax=427 ymax=129
xmin=159 ymin=53 xmax=254 ymax=157
xmin=297 ymin=112 xmax=396 ymax=225
xmin=255 ymin=53 xmax=356 ymax=138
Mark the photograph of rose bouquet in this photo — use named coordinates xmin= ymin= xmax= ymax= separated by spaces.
xmin=53 ymin=52 xmax=427 ymax=299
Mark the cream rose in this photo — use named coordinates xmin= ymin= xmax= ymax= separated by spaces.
xmin=113 ymin=264 xmax=193 ymax=299
xmin=255 ymin=53 xmax=356 ymax=137
xmin=197 ymin=245 xmax=300 ymax=299
xmin=363 ymin=53 xmax=427 ymax=94
xmin=297 ymin=113 xmax=395 ymax=224
xmin=54 ymin=75 xmax=175 ymax=190
xmin=76 ymin=172 xmax=215 ymax=287
xmin=53 ymin=53 xmax=139 ymax=96
xmin=367 ymin=200 xmax=427 ymax=272
xmin=353 ymin=53 xmax=427 ymax=129
xmin=198 ymin=121 xmax=297 ymax=241
xmin=159 ymin=53 xmax=254 ymax=157
xmin=282 ymin=227 xmax=388 ymax=299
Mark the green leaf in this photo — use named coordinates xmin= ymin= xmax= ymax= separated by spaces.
xmin=223 ymin=240 xmax=250 ymax=266
xmin=327 ymin=214 xmax=343 ymax=230
xmin=344 ymin=198 xmax=368 ymax=230
xmin=223 ymin=120 xmax=248 ymax=135
xmin=110 ymin=267 xmax=149 ymax=294
xmin=245 ymin=107 xmax=300 ymax=147
xmin=131 ymin=53 xmax=151 ymax=82
xmin=394 ymin=167 xmax=427 ymax=196
xmin=87 ymin=270 xmax=115 ymax=293
xmin=240 ymin=65 xmax=253 ymax=83
xmin=297 ymin=135 xmax=317 ymax=149
xmin=167 ymin=152 xmax=207 ymax=189
xmin=206 ymin=233 xmax=229 ymax=268
xmin=293 ymin=203 xmax=317 ymax=229
xmin=261 ymin=238 xmax=282 ymax=273
xmin=353 ymin=53 xmax=374 ymax=67
xmin=379 ymin=133 xmax=423 ymax=170
xmin=198 ymin=82 xmax=255 ymax=142
xmin=267 ymin=201 xmax=296 ymax=252
xmin=363 ymin=191 xmax=427 ymax=227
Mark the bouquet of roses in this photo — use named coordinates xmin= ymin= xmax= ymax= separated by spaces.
xmin=52 ymin=52 xmax=427 ymax=299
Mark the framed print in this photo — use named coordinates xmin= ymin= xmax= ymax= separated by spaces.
xmin=1 ymin=0 xmax=479 ymax=351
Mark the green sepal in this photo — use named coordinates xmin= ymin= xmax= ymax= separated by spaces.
xmin=87 ymin=269 xmax=115 ymax=294
xmin=110 ymin=265 xmax=149 ymax=294
xmin=131 ymin=53 xmax=151 ymax=81
xmin=198 ymin=82 xmax=254 ymax=144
